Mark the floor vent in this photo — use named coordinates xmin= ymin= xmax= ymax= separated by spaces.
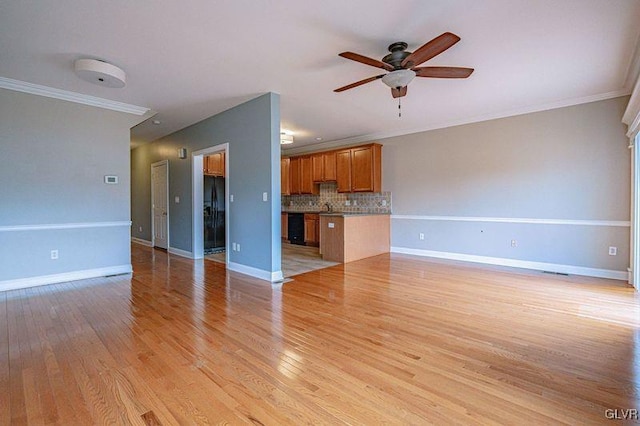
xmin=542 ymin=271 xmax=569 ymax=276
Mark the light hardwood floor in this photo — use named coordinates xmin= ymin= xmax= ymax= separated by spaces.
xmin=2 ymin=244 xmax=639 ymax=424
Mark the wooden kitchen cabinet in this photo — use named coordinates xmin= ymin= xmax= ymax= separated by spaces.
xmin=336 ymin=144 xmax=381 ymax=192
xmin=286 ymin=142 xmax=380 ymax=193
xmin=336 ymin=149 xmax=352 ymax=192
xmin=304 ymin=213 xmax=319 ymax=246
xmin=281 ymin=158 xmax=290 ymax=195
xmin=300 ymin=156 xmax=316 ymax=194
xmin=312 ymin=151 xmax=337 ymax=182
xmin=289 ymin=157 xmax=301 ymax=194
xmin=281 ymin=212 xmax=288 ymax=240
xmin=204 ymin=152 xmax=225 ymax=177
xmin=289 ymin=156 xmax=317 ymax=195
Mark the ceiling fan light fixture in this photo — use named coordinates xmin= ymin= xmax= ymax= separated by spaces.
xmin=381 ymin=69 xmax=416 ymax=89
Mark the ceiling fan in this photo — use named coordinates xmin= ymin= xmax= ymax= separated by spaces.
xmin=334 ymin=32 xmax=474 ymax=99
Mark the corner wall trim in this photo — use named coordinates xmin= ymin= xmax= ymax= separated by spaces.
xmin=391 ymin=215 xmax=630 ymax=227
xmin=168 ymin=247 xmax=194 ymax=259
xmin=0 ymin=264 xmax=133 ymax=292
xmin=390 ymin=247 xmax=627 ymax=280
xmin=0 ymin=221 xmax=132 ymax=232
xmin=227 ymin=261 xmax=284 ymax=283
xmin=131 ymin=237 xmax=153 ymax=247
xmin=0 ymin=76 xmax=150 ymax=115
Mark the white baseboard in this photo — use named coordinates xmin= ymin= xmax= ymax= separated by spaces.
xmin=0 ymin=264 xmax=133 ymax=292
xmin=168 ymin=247 xmax=194 ymax=259
xmin=227 ymin=261 xmax=284 ymax=283
xmin=131 ymin=237 xmax=152 ymax=247
xmin=391 ymin=247 xmax=627 ymax=281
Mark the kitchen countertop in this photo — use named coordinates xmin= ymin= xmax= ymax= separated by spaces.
xmin=282 ymin=210 xmax=390 ymax=216
xmin=318 ymin=212 xmax=390 ymax=217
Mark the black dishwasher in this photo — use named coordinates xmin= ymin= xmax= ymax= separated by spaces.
xmin=288 ymin=213 xmax=305 ymax=245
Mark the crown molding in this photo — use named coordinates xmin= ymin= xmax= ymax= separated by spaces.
xmin=624 ymin=34 xmax=640 ymax=93
xmin=623 ymin=36 xmax=640 ymax=138
xmin=0 ymin=76 xmax=150 ymax=115
xmin=284 ymin=89 xmax=631 ymax=156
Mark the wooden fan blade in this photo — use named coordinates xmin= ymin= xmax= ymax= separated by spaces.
xmin=414 ymin=66 xmax=474 ymax=78
xmin=339 ymin=52 xmax=394 ymax=71
xmin=334 ymin=74 xmax=385 ymax=92
xmin=401 ymin=32 xmax=461 ymax=68
xmin=391 ymin=86 xmax=407 ymax=98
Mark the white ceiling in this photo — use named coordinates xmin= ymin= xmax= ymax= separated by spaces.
xmin=1 ymin=0 xmax=639 ymax=151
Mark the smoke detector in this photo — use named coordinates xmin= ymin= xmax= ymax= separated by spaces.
xmin=74 ymin=58 xmax=126 ymax=88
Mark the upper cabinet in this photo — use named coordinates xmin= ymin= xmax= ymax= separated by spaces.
xmin=290 ymin=157 xmax=301 ymax=194
xmin=300 ymin=156 xmax=316 ymax=194
xmin=336 ymin=149 xmax=352 ymax=192
xmin=284 ymin=143 xmax=381 ymax=194
xmin=312 ymin=151 xmax=337 ymax=183
xmin=281 ymin=158 xmax=290 ymax=195
xmin=336 ymin=144 xmax=381 ymax=193
xmin=204 ymin=152 xmax=225 ymax=177
xmin=288 ymin=156 xmax=318 ymax=195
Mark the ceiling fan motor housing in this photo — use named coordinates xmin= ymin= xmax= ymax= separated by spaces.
xmin=382 ymin=42 xmax=411 ymax=69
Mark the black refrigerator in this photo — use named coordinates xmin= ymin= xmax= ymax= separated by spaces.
xmin=203 ymin=176 xmax=225 ymax=254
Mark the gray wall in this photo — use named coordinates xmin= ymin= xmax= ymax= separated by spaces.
xmin=131 ymin=93 xmax=282 ymax=275
xmin=0 ymin=88 xmax=135 ymax=283
xmin=383 ymin=96 xmax=631 ymax=274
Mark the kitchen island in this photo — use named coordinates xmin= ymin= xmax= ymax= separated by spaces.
xmin=319 ymin=213 xmax=390 ymax=263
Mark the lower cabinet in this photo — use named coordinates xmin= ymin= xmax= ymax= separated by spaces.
xmin=304 ymin=214 xmax=319 ymax=247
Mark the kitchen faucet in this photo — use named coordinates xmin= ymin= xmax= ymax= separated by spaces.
xmin=325 ymin=202 xmax=332 ymax=212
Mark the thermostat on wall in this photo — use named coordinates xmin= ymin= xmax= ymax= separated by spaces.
xmin=104 ymin=175 xmax=118 ymax=184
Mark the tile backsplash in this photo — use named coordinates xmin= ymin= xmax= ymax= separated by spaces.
xmin=283 ymin=183 xmax=392 ymax=213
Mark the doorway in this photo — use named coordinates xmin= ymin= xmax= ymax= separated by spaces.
xmin=203 ymin=151 xmax=226 ymax=255
xmin=192 ymin=144 xmax=229 ymax=262
xmin=151 ymin=160 xmax=169 ymax=249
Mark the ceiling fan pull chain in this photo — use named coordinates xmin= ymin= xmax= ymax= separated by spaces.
xmin=398 ymin=96 xmax=401 ymax=118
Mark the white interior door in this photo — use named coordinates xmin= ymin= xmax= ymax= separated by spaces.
xmin=152 ymin=161 xmax=169 ymax=249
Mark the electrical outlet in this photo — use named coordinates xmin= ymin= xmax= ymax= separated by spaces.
xmin=237 ymin=244 xmax=240 ymax=252
xmin=232 ymin=242 xmax=237 ymax=251
xmin=230 ymin=194 xmax=234 ymax=202
xmin=381 ymin=200 xmax=387 ymax=206
xmin=263 ymin=192 xmax=268 ymax=202
xmin=174 ymin=196 xmax=180 ymax=203
xmin=345 ymin=200 xmax=351 ymax=206
xmin=353 ymin=200 xmax=358 ymax=206
xmin=511 ymin=240 xmax=517 ymax=247
xmin=419 ymin=233 xmax=425 ymax=240
xmin=138 ymin=226 xmax=142 ymax=232
xmin=609 ymin=246 xmax=617 ymax=256
xmin=50 ymin=250 xmax=58 ymax=260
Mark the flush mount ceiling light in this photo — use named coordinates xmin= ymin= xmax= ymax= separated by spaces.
xmin=280 ymin=133 xmax=294 ymax=145
xmin=74 ymin=58 xmax=126 ymax=88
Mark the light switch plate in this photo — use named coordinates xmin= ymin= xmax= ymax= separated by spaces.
xmin=328 ymin=223 xmax=335 ymax=228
